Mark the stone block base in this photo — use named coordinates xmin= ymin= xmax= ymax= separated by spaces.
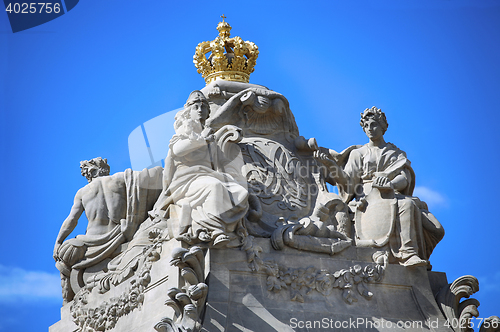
xmin=50 ymin=238 xmax=453 ymax=332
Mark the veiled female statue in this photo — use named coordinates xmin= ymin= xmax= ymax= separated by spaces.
xmin=152 ymin=90 xmax=249 ymax=247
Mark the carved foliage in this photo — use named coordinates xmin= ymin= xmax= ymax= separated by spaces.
xmin=70 ymin=266 xmax=150 ymax=331
xmin=436 ymin=275 xmax=480 ymax=332
xmin=261 ymin=261 xmax=384 ymax=304
xmin=155 ymin=247 xmax=207 ymax=332
xmin=69 ymin=241 xmax=163 ymax=332
xmin=241 ymin=235 xmax=264 ymax=272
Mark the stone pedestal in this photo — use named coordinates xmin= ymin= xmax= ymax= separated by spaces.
xmin=51 ymin=238 xmax=456 ymax=332
xmin=50 ymin=240 xmax=185 ymax=332
xmin=203 ymin=238 xmax=452 ymax=332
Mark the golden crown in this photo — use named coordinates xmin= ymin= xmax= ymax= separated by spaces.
xmin=193 ymin=16 xmax=259 ymax=85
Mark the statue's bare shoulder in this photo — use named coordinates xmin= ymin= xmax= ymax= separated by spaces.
xmin=77 ymin=173 xmax=125 ymax=202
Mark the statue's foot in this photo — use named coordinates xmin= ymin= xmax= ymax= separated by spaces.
xmin=213 ymin=234 xmax=230 ymax=247
xmin=403 ymin=255 xmax=427 ymax=267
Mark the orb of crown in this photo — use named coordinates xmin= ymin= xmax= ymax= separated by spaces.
xmin=193 ymin=16 xmax=259 ymax=85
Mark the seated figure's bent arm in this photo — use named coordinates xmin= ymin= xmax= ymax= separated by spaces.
xmin=54 ymin=192 xmax=84 ymax=253
xmin=390 ymin=172 xmax=409 ymax=192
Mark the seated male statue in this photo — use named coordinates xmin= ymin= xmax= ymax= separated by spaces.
xmin=53 ymin=157 xmax=162 ymax=303
xmin=315 ymin=107 xmax=444 ymax=267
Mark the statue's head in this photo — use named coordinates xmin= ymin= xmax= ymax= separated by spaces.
xmin=184 ymin=90 xmax=208 ymax=108
xmin=360 ymin=106 xmax=388 ymax=137
xmin=80 ymin=157 xmax=110 ymax=183
xmin=174 ymin=91 xmax=210 ymax=131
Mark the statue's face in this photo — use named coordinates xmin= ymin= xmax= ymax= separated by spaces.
xmin=363 ymin=118 xmax=384 ymax=141
xmin=189 ymin=100 xmax=209 ymax=123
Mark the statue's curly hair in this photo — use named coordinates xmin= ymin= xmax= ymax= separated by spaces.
xmin=80 ymin=157 xmax=110 ymax=182
xmin=360 ymin=106 xmax=389 ymax=134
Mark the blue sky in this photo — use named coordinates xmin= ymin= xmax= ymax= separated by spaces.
xmin=1 ymin=1 xmax=499 ymax=331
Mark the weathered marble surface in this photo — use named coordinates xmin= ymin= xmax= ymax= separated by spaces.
xmin=53 ymin=158 xmax=163 ymax=304
xmin=314 ymin=106 xmax=445 ymax=267
xmin=50 ymin=240 xmax=185 ymax=332
xmin=50 ymin=238 xmax=476 ymax=332
xmin=51 ymin=77 xmax=495 ymax=332
xmin=204 ymin=239 xmax=452 ymax=332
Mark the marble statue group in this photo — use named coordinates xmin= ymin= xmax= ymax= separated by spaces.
xmin=53 ymin=85 xmax=444 ymax=303
xmin=50 ymin=18 xmax=497 ymax=332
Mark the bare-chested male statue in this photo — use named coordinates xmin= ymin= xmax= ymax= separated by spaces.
xmin=53 ymin=157 xmax=162 ymax=303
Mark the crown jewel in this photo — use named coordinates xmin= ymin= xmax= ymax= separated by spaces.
xmin=193 ymin=16 xmax=259 ymax=85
